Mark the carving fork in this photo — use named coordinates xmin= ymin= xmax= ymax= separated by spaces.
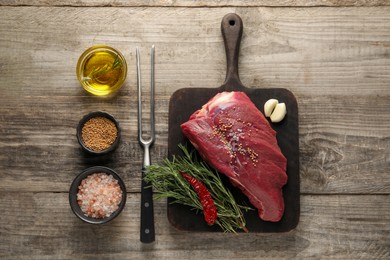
xmin=137 ymin=45 xmax=155 ymax=243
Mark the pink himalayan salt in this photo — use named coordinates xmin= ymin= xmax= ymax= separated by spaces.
xmin=77 ymin=172 xmax=122 ymax=219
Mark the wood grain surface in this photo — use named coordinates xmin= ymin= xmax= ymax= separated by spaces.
xmin=1 ymin=0 xmax=390 ymax=7
xmin=1 ymin=193 xmax=389 ymax=259
xmin=0 ymin=4 xmax=389 ymax=259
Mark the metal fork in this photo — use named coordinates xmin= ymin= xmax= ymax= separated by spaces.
xmin=137 ymin=45 xmax=155 ymax=243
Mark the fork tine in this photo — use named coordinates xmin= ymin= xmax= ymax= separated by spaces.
xmin=150 ymin=45 xmax=155 ymax=142
xmin=137 ymin=46 xmax=155 ymax=145
xmin=136 ymin=47 xmax=142 ymax=141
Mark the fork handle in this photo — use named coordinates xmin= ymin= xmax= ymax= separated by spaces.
xmin=140 ymin=167 xmax=155 ymax=243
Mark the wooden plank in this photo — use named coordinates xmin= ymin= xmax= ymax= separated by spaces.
xmin=0 ymin=95 xmax=388 ymax=194
xmin=1 ymin=7 xmax=390 ymax=97
xmin=299 ymin=95 xmax=390 ymax=194
xmin=0 ymin=7 xmax=389 ymax=194
xmin=0 ymin=192 xmax=389 ymax=259
xmin=1 ymin=0 xmax=390 ymax=7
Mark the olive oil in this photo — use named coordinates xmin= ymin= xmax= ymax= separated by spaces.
xmin=77 ymin=46 xmax=127 ymax=96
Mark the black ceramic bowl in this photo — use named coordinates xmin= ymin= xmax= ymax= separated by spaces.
xmin=69 ymin=166 xmax=127 ymax=224
xmin=76 ymin=111 xmax=121 ymax=155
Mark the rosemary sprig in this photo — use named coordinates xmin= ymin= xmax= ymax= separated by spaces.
xmin=145 ymin=144 xmax=251 ymax=233
xmin=83 ymin=54 xmax=122 ymax=81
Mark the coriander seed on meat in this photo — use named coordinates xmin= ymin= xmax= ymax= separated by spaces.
xmin=81 ymin=116 xmax=117 ymax=151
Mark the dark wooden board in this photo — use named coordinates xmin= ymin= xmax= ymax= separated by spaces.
xmin=167 ymin=13 xmax=300 ymax=232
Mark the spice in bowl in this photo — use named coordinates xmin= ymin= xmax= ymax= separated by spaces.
xmin=77 ymin=111 xmax=120 ymax=154
xmin=82 ymin=116 xmax=117 ymax=152
xmin=77 ymin=172 xmax=122 ymax=218
xmin=69 ymin=166 xmax=127 ymax=224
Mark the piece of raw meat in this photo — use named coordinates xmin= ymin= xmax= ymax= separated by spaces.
xmin=181 ymin=91 xmax=287 ymax=222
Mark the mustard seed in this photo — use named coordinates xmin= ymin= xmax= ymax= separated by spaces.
xmin=81 ymin=116 xmax=118 ymax=151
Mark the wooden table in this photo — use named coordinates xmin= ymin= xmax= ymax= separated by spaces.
xmin=1 ymin=1 xmax=389 ymax=259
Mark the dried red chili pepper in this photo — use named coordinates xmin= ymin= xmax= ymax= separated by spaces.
xmin=179 ymin=171 xmax=218 ymax=225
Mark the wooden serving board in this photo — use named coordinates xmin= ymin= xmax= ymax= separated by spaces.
xmin=167 ymin=13 xmax=300 ymax=232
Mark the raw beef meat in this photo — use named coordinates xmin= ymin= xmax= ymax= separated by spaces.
xmin=181 ymin=91 xmax=287 ymax=222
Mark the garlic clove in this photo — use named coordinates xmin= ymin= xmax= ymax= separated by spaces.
xmin=270 ymin=103 xmax=287 ymax=123
xmin=264 ymin=99 xmax=279 ymax=117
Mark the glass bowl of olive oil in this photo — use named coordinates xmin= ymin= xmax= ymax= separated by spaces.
xmin=77 ymin=45 xmax=127 ymax=96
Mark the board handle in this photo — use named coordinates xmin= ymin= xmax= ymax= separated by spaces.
xmin=220 ymin=13 xmax=244 ymax=91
